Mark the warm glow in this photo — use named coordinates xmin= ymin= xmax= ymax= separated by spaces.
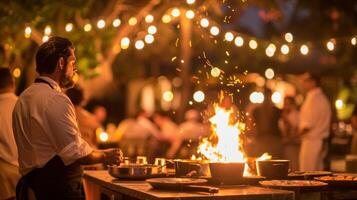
xmin=193 ymin=91 xmax=205 ymax=102
xmin=352 ymin=37 xmax=357 ymax=46
xmin=265 ymin=43 xmax=276 ymax=57
xmin=256 ymin=153 xmax=272 ymax=161
xmin=171 ymin=8 xmax=180 ymax=17
xmin=163 ymin=91 xmax=174 ymax=102
xmin=162 ymin=14 xmax=172 ymax=23
xmin=128 ymin=17 xmax=137 ymax=26
xmin=144 ymin=34 xmax=154 ymax=44
xmin=326 ymin=40 xmax=335 ymax=51
xmin=44 ymin=25 xmax=51 ymax=35
xmin=200 ymin=18 xmax=209 ymax=28
xmin=210 ymin=26 xmax=220 ymax=36
xmin=249 ymin=92 xmax=264 ymax=104
xmin=211 ymin=67 xmax=221 ymax=77
xmin=84 ymin=23 xmax=92 ymax=32
xmin=224 ymin=32 xmax=234 ymax=42
xmin=99 ymin=132 xmax=109 ymax=142
xmin=42 ymin=35 xmax=49 ymax=43
xmin=24 ymin=26 xmax=31 ymax=38
xmin=13 ymin=68 xmax=21 ymax=78
xmin=186 ymin=0 xmax=195 ymax=4
xmin=280 ymin=44 xmax=289 ymax=54
xmin=121 ymin=37 xmax=130 ymax=49
xmin=300 ymin=44 xmax=309 ymax=55
xmin=148 ymin=25 xmax=157 ymax=34
xmin=335 ymin=99 xmax=344 ymax=110
xmin=97 ymin=19 xmax=105 ymax=29
xmin=145 ymin=15 xmax=154 ymax=23
xmin=135 ymin=40 xmax=145 ymax=50
xmin=249 ymin=40 xmax=258 ymax=49
xmin=284 ymin=32 xmax=293 ymax=43
xmin=265 ymin=68 xmax=275 ymax=79
xmin=185 ymin=10 xmax=195 ymax=19
xmin=65 ymin=23 xmax=73 ymax=32
xmin=271 ymin=91 xmax=282 ymax=104
xmin=112 ymin=19 xmax=121 ymax=27
xmin=234 ymin=36 xmax=244 ymax=47
xmin=197 ymin=104 xmax=245 ymax=163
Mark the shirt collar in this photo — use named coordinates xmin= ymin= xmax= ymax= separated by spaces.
xmin=37 ymin=76 xmax=62 ymax=92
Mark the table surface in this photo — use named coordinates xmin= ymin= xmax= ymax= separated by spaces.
xmin=84 ymin=170 xmax=294 ymax=200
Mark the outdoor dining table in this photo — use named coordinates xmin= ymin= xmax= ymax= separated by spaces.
xmin=83 ymin=170 xmax=294 ymax=200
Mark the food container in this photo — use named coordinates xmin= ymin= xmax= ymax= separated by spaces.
xmin=107 ymin=163 xmax=164 ymax=179
xmin=209 ymin=162 xmax=245 ymax=184
xmin=256 ymin=160 xmax=290 ymax=179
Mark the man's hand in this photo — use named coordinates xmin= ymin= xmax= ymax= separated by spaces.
xmin=103 ymin=148 xmax=123 ymax=166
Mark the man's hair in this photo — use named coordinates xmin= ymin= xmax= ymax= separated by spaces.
xmin=66 ymin=85 xmax=84 ymax=106
xmin=36 ymin=36 xmax=74 ymax=74
xmin=0 ymin=68 xmax=14 ymax=89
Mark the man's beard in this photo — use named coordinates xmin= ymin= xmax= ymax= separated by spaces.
xmin=59 ymin=64 xmax=75 ymax=89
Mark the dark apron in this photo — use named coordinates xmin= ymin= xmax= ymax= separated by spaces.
xmin=16 ymin=78 xmax=84 ymax=200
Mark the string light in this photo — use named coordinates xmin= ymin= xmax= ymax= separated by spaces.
xmin=163 ymin=91 xmax=174 ymax=102
xmin=112 ymin=19 xmax=121 ymax=27
xmin=99 ymin=132 xmax=109 ymax=142
xmin=300 ymin=44 xmax=309 ymax=55
xmin=352 ymin=37 xmax=356 ymax=46
xmin=121 ymin=37 xmax=130 ymax=49
xmin=97 ymin=19 xmax=105 ymax=29
xmin=200 ymin=18 xmax=209 ymax=28
xmin=224 ymin=32 xmax=234 ymax=42
xmin=128 ymin=17 xmax=137 ymax=26
xmin=13 ymin=68 xmax=21 ymax=78
xmin=24 ymin=26 xmax=31 ymax=38
xmin=65 ymin=23 xmax=73 ymax=32
xmin=280 ymin=44 xmax=289 ymax=55
xmin=250 ymin=92 xmax=264 ymax=104
xmin=84 ymin=23 xmax=92 ymax=32
xmin=335 ymin=99 xmax=344 ymax=110
xmin=171 ymin=8 xmax=180 ymax=17
xmin=272 ymin=91 xmax=282 ymax=104
xmin=162 ymin=14 xmax=171 ymax=23
xmin=193 ymin=91 xmax=205 ymax=103
xmin=185 ymin=10 xmax=195 ymax=19
xmin=265 ymin=43 xmax=276 ymax=57
xmin=44 ymin=25 xmax=52 ymax=35
xmin=327 ymin=39 xmax=335 ymax=51
xmin=145 ymin=15 xmax=154 ymax=23
xmin=42 ymin=35 xmax=49 ymax=43
xmin=234 ymin=36 xmax=244 ymax=47
xmin=135 ymin=40 xmax=145 ymax=50
xmin=249 ymin=39 xmax=258 ymax=49
xmin=186 ymin=0 xmax=195 ymax=4
xmin=148 ymin=25 xmax=157 ymax=34
xmin=211 ymin=67 xmax=221 ymax=77
xmin=265 ymin=68 xmax=275 ymax=79
xmin=284 ymin=32 xmax=293 ymax=43
xmin=210 ymin=26 xmax=220 ymax=36
xmin=144 ymin=34 xmax=154 ymax=44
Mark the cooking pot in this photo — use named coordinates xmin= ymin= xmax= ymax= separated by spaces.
xmin=108 ymin=163 xmax=164 ymax=179
xmin=256 ymin=160 xmax=290 ymax=179
xmin=209 ymin=162 xmax=245 ymax=184
xmin=169 ymin=159 xmax=211 ymax=177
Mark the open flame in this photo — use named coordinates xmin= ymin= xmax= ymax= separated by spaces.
xmin=197 ymin=104 xmax=245 ymax=163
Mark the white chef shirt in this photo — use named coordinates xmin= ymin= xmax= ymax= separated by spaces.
xmin=0 ymin=93 xmax=18 ymax=166
xmin=12 ymin=76 xmax=93 ymax=175
xmin=299 ymin=88 xmax=331 ymax=140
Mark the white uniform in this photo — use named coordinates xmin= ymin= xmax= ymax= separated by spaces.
xmin=299 ymin=88 xmax=331 ymax=171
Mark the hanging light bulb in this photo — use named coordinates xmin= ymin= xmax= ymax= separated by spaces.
xmin=121 ymin=37 xmax=130 ymax=49
xmin=24 ymin=26 xmax=32 ymax=38
xmin=171 ymin=8 xmax=181 ymax=17
xmin=224 ymin=32 xmax=234 ymax=42
xmin=97 ymin=19 xmax=105 ymax=29
xmin=144 ymin=34 xmax=154 ymax=44
xmin=65 ymin=23 xmax=73 ymax=32
xmin=249 ymin=39 xmax=258 ymax=49
xmin=162 ymin=14 xmax=171 ymax=23
xmin=44 ymin=25 xmax=52 ymax=35
xmin=280 ymin=44 xmax=289 ymax=55
xmin=145 ymin=15 xmax=154 ymax=23
xmin=210 ymin=26 xmax=220 ymax=36
xmin=300 ymin=44 xmax=309 ymax=55
xmin=112 ymin=19 xmax=121 ymax=27
xmin=128 ymin=17 xmax=137 ymax=26
xmin=265 ymin=43 xmax=276 ymax=57
xmin=187 ymin=0 xmax=196 ymax=4
xmin=351 ymin=37 xmax=356 ymax=46
xmin=185 ymin=10 xmax=195 ymax=19
xmin=84 ymin=23 xmax=92 ymax=32
xmin=200 ymin=18 xmax=209 ymax=28
xmin=148 ymin=25 xmax=157 ymax=34
xmin=135 ymin=40 xmax=145 ymax=50
xmin=326 ymin=39 xmax=335 ymax=51
xmin=284 ymin=32 xmax=293 ymax=43
xmin=234 ymin=36 xmax=244 ymax=47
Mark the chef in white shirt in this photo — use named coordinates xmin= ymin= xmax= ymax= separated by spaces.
xmin=0 ymin=68 xmax=20 ymax=199
xmin=299 ymin=73 xmax=331 ymax=171
xmin=12 ymin=36 xmax=123 ymax=200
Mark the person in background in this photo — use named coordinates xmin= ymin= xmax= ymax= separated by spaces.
xmin=153 ymin=111 xmax=180 ymax=158
xmin=93 ymin=105 xmax=107 ymax=125
xmin=299 ymin=73 xmax=331 ymax=171
xmin=278 ymin=96 xmax=300 ymax=171
xmin=0 ymin=68 xmax=20 ymax=200
xmin=12 ymin=36 xmax=122 ymax=199
xmin=350 ymin=105 xmax=357 ymax=154
xmin=66 ymin=85 xmax=101 ymax=148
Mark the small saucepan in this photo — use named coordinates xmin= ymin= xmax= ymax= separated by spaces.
xmin=256 ymin=160 xmax=290 ymax=179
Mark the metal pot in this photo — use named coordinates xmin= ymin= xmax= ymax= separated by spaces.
xmin=107 ymin=163 xmax=163 ymax=179
xmin=256 ymin=160 xmax=290 ymax=179
xmin=209 ymin=162 xmax=245 ymax=184
xmin=171 ymin=159 xmax=211 ymax=178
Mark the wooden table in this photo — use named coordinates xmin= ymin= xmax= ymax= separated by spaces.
xmin=83 ymin=170 xmax=294 ymax=200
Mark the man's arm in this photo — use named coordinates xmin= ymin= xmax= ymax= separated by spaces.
xmin=77 ymin=148 xmax=123 ymax=166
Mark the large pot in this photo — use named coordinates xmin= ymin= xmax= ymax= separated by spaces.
xmin=108 ymin=163 xmax=163 ymax=179
xmin=209 ymin=162 xmax=245 ymax=184
xmin=256 ymin=160 xmax=290 ymax=179
xmin=172 ymin=159 xmax=211 ymax=177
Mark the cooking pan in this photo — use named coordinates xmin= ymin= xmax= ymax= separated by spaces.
xmin=108 ymin=163 xmax=165 ymax=179
xmin=256 ymin=160 xmax=290 ymax=179
xmin=147 ymin=178 xmax=219 ymax=193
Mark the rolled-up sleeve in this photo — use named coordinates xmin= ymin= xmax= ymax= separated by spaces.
xmin=44 ymin=94 xmax=93 ymax=165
